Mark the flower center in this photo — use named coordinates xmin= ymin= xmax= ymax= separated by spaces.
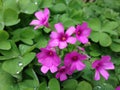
xmin=62 ymin=36 xmax=66 ymax=41
xmin=59 ymin=68 xmax=65 ymax=73
xmin=77 ymin=31 xmax=81 ymax=35
xmin=48 ymin=51 xmax=53 ymax=56
xmin=59 ymin=34 xmax=68 ymax=41
xmin=72 ymin=56 xmax=78 ymax=61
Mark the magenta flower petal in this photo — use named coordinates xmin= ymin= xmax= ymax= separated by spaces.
xmin=92 ymin=55 xmax=114 ymax=80
xmin=41 ymin=65 xmax=49 ymax=74
xmin=54 ymin=23 xmax=64 ymax=33
xmin=66 ymin=26 xmax=75 ymax=36
xmin=99 ymin=68 xmax=109 ymax=80
xmin=48 ymin=39 xmax=59 ymax=47
xmin=37 ymin=47 xmax=61 ymax=74
xmin=81 ymin=22 xmax=88 ymax=29
xmin=50 ymin=31 xmax=59 ymax=39
xmin=78 ymin=36 xmax=88 ymax=44
xmin=76 ymin=61 xmax=86 ymax=70
xmin=44 ymin=8 xmax=50 ymax=16
xmin=35 ymin=11 xmax=44 ymax=20
xmin=60 ymin=74 xmax=67 ymax=81
xmin=67 ymin=37 xmax=76 ymax=44
xmin=101 ymin=55 xmax=111 ymax=62
xmin=64 ymin=51 xmax=87 ymax=72
xmin=30 ymin=20 xmax=40 ymax=25
xmin=30 ymin=8 xmax=50 ymax=29
xmin=59 ymin=42 xmax=67 ymax=49
xmin=116 ymin=86 xmax=120 ymax=90
xmin=75 ymin=22 xmax=91 ymax=44
xmin=102 ymin=62 xmax=115 ymax=70
xmin=94 ymin=70 xmax=100 ymax=80
xmin=50 ymin=65 xmax=58 ymax=73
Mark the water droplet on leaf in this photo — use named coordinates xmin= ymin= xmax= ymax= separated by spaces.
xmin=18 ymin=62 xmax=23 ymax=66
xmin=16 ymin=71 xmax=20 ymax=74
xmin=34 ymin=2 xmax=38 ymax=5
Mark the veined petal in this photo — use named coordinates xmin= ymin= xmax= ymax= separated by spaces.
xmin=67 ymin=37 xmax=76 ymax=44
xmin=50 ymin=65 xmax=57 ymax=73
xmin=35 ymin=11 xmax=44 ymax=20
xmin=99 ymin=68 xmax=109 ymax=80
xmin=101 ymin=55 xmax=111 ymax=62
xmin=44 ymin=8 xmax=50 ymax=16
xmin=78 ymin=36 xmax=88 ymax=44
xmin=102 ymin=62 xmax=115 ymax=70
xmin=81 ymin=22 xmax=88 ymax=29
xmin=66 ymin=26 xmax=75 ymax=36
xmin=56 ymin=73 xmax=60 ymax=79
xmin=60 ymin=74 xmax=67 ymax=81
xmin=82 ymin=28 xmax=91 ymax=37
xmin=48 ymin=39 xmax=59 ymax=47
xmin=94 ymin=70 xmax=100 ymax=80
xmin=59 ymin=41 xmax=67 ymax=49
xmin=76 ymin=61 xmax=86 ymax=71
xmin=41 ymin=66 xmax=49 ymax=74
xmin=50 ymin=31 xmax=59 ymax=39
xmin=30 ymin=20 xmax=40 ymax=25
xmin=34 ymin=25 xmax=42 ymax=30
xmin=92 ymin=60 xmax=100 ymax=69
xmin=70 ymin=63 xmax=76 ymax=72
xmin=55 ymin=23 xmax=64 ymax=33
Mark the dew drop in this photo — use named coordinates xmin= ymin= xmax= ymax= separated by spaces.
xmin=97 ymin=86 xmax=101 ymax=89
xmin=34 ymin=2 xmax=38 ymax=5
xmin=16 ymin=71 xmax=20 ymax=74
xmin=18 ymin=62 xmax=23 ymax=66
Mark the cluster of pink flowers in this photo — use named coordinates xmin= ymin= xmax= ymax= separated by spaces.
xmin=30 ymin=8 xmax=115 ymax=81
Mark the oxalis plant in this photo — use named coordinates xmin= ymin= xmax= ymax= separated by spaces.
xmin=0 ymin=0 xmax=120 ymax=90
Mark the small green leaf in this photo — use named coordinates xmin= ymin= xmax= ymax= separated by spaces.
xmin=76 ymin=81 xmax=92 ymax=90
xmin=19 ymin=44 xmax=36 ymax=55
xmin=0 ymin=64 xmax=15 ymax=90
xmin=3 ymin=0 xmax=19 ymax=13
xmin=18 ymin=0 xmax=38 ymax=14
xmin=40 ymin=0 xmax=53 ymax=8
xmin=43 ymin=27 xmax=51 ymax=33
xmin=48 ymin=78 xmax=60 ymax=90
xmin=99 ymin=33 xmax=112 ymax=47
xmin=51 ymin=3 xmax=67 ymax=13
xmin=90 ymin=31 xmax=100 ymax=42
xmin=0 ymin=30 xmax=9 ymax=40
xmin=93 ymin=83 xmax=114 ymax=90
xmin=21 ymin=38 xmax=33 ymax=45
xmin=2 ymin=53 xmax=35 ymax=75
xmin=88 ymin=18 xmax=101 ymax=31
xmin=18 ymin=80 xmax=38 ymax=90
xmin=3 ymin=8 xmax=20 ymax=26
xmin=110 ymin=42 xmax=120 ymax=52
xmin=39 ymin=82 xmax=47 ymax=90
xmin=0 ymin=40 xmax=11 ymax=50
xmin=102 ymin=21 xmax=119 ymax=31
xmin=62 ymin=79 xmax=78 ymax=90
xmin=20 ymin=29 xmax=35 ymax=39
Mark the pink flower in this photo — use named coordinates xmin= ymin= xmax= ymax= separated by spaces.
xmin=64 ymin=51 xmax=87 ymax=72
xmin=36 ymin=47 xmax=61 ymax=74
xmin=116 ymin=86 xmax=120 ymax=90
xmin=56 ymin=66 xmax=72 ymax=81
xmin=92 ymin=55 xmax=115 ymax=80
xmin=48 ymin=23 xmax=76 ymax=49
xmin=30 ymin=8 xmax=50 ymax=29
xmin=75 ymin=22 xmax=91 ymax=44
